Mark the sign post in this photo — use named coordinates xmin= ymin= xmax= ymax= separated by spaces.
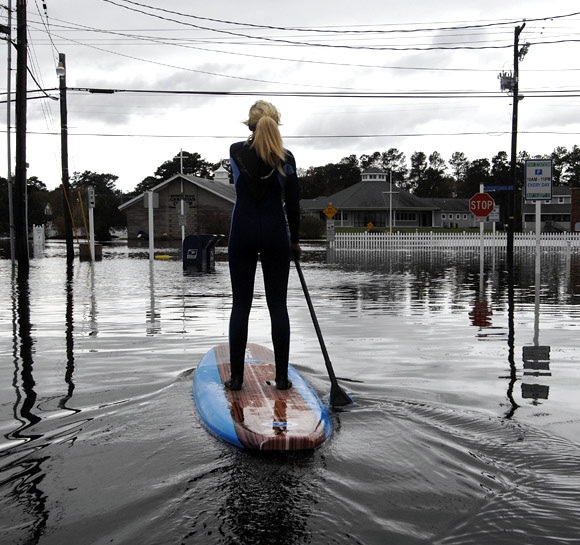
xmin=525 ymin=159 xmax=553 ymax=271
xmin=469 ymin=192 xmax=495 ymax=220
xmin=323 ymin=203 xmax=338 ymax=244
xmin=471 ymin=189 xmax=495 ymax=268
xmin=87 ymin=185 xmax=96 ymax=261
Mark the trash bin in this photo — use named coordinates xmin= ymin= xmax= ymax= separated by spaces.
xmin=183 ymin=234 xmax=224 ymax=271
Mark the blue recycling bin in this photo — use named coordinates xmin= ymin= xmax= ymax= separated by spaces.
xmin=183 ymin=234 xmax=224 ymax=271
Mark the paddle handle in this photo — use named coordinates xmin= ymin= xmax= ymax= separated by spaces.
xmin=294 ymin=259 xmax=338 ymax=384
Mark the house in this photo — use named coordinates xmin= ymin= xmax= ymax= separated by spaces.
xmin=522 ymin=186 xmax=572 ymax=232
xmin=119 ymin=169 xmax=235 ymax=240
xmin=301 ymin=168 xmax=477 ymax=229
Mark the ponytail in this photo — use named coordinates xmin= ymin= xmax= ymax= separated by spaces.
xmin=244 ymin=101 xmax=286 ymax=175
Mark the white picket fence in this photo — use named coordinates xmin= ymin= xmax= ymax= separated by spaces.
xmin=331 ymin=231 xmax=580 ymax=252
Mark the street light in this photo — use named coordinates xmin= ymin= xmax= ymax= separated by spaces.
xmin=56 ymin=59 xmax=65 ymax=78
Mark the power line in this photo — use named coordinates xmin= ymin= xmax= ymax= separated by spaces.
xmin=4 ymin=85 xmax=580 ymax=100
xmin=15 ymin=129 xmax=580 ymax=139
xmin=25 ymin=17 xmax=507 ymax=73
xmin=26 ymin=14 xmax=580 ymax=77
xmin=96 ymin=0 xmax=518 ymax=51
xmin=33 ymin=0 xmax=58 ymax=55
xmin=30 ymin=27 xmax=369 ymax=91
xmin=102 ymin=0 xmax=580 ymax=37
xmin=61 ymin=86 xmax=580 ymax=99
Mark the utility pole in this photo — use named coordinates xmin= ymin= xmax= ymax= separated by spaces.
xmin=57 ymin=53 xmax=74 ymax=262
xmin=14 ymin=0 xmax=28 ymax=273
xmin=505 ymin=23 xmax=527 ymax=260
xmin=3 ymin=0 xmax=15 ymax=266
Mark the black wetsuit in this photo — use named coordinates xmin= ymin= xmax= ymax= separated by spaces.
xmin=228 ymin=141 xmax=300 ymax=382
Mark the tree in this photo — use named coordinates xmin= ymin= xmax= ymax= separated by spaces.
xmin=449 ymin=151 xmax=469 ymax=196
xmin=461 ymin=158 xmax=491 ymax=198
xmin=130 ymin=150 xmax=215 ymax=196
xmin=70 ymin=171 xmax=125 ymax=241
xmin=155 ymin=151 xmax=213 ymax=180
xmin=132 ymin=176 xmax=158 ymax=195
xmin=554 ymin=145 xmax=580 ymax=187
xmin=359 ymin=151 xmax=382 ymax=170
xmin=380 ymin=148 xmax=408 ymax=188
xmin=27 ymin=176 xmax=50 ymax=228
xmin=299 ymin=156 xmax=360 ymax=199
xmin=407 ymin=151 xmax=428 ymax=193
xmin=550 ymin=146 xmax=568 ymax=186
xmin=414 ymin=152 xmax=452 ymax=197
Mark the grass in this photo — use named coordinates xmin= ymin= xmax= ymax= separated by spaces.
xmin=335 ymin=226 xmax=501 ymax=234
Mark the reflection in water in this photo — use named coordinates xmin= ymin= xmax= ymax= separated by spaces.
xmin=569 ymin=253 xmax=580 ymax=295
xmin=11 ymin=269 xmax=41 ymax=436
xmin=504 ymin=251 xmax=519 ymax=419
xmin=147 ymin=261 xmax=161 ymax=335
xmin=469 ymin=254 xmax=493 ymax=329
xmin=87 ymin=263 xmax=99 ymax=337
xmin=6 ymin=268 xmax=49 ymax=542
xmin=521 ymin=252 xmax=551 ymax=405
xmin=59 ymin=262 xmax=78 ymax=412
xmin=215 ymin=451 xmax=317 ymax=545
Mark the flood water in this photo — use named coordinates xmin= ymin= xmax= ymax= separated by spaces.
xmin=1 ymin=241 xmax=580 ymax=544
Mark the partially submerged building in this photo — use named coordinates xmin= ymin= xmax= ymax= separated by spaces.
xmin=119 ymin=167 xmax=234 ymax=240
xmin=301 ymin=168 xmax=476 ymax=229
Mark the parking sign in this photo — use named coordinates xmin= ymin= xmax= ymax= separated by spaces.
xmin=525 ymin=160 xmax=552 ymax=200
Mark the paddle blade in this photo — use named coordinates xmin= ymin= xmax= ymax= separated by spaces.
xmin=330 ymin=382 xmax=354 ymax=408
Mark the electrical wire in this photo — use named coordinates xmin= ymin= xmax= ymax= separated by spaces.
xmin=33 ymin=0 xmax=59 ymax=56
xmin=30 ymin=27 xmax=372 ymax=91
xmin=98 ymin=0 xmax=580 ymax=51
xmin=61 ymin=86 xmax=580 ymax=98
xmin=102 ymin=0 xmax=580 ymax=37
xmin=12 ymin=129 xmax=580 ymax=139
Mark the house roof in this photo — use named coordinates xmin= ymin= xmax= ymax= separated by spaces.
xmin=119 ymin=174 xmax=236 ymax=211
xmin=301 ymin=179 xmax=451 ymax=211
xmin=426 ymin=198 xmax=471 ymax=212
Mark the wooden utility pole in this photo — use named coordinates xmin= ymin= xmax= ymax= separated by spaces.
xmin=506 ymin=23 xmax=526 ymax=261
xmin=3 ymin=0 xmax=15 ymax=266
xmin=14 ymin=0 xmax=28 ymax=272
xmin=58 ymin=52 xmax=74 ymax=262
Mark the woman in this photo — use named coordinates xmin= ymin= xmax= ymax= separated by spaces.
xmin=226 ymin=101 xmax=301 ymax=391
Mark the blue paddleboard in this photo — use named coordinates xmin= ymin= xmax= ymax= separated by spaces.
xmin=193 ymin=344 xmax=332 ymax=450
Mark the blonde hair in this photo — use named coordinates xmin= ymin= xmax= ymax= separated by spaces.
xmin=244 ymin=101 xmax=286 ymax=175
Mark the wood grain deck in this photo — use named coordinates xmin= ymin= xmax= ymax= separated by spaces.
xmin=215 ymin=344 xmax=327 ymax=451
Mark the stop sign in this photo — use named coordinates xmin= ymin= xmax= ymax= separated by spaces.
xmin=469 ymin=192 xmax=495 ymax=218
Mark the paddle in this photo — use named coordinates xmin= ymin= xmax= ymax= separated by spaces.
xmin=294 ymin=259 xmax=353 ymax=408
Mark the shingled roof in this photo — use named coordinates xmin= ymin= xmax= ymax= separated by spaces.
xmin=119 ymin=173 xmax=235 ymax=211
xmin=301 ymin=178 xmax=458 ymax=212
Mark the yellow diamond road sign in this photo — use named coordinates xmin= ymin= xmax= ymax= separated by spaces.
xmin=323 ymin=204 xmax=337 ymax=219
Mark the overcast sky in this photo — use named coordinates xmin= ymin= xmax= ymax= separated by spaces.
xmin=2 ymin=0 xmax=580 ymax=192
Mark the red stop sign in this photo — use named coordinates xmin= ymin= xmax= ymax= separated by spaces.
xmin=469 ymin=192 xmax=495 ymax=218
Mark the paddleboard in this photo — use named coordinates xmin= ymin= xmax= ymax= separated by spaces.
xmin=193 ymin=343 xmax=332 ymax=451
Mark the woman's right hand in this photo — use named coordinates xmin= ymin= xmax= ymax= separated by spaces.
xmin=291 ymin=242 xmax=302 ymax=261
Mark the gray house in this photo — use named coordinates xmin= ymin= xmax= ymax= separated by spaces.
xmin=301 ymin=168 xmax=477 ymax=229
xmin=119 ymin=168 xmax=235 ymax=240
xmin=522 ymin=186 xmax=571 ymax=232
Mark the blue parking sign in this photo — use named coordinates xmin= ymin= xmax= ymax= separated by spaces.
xmin=525 ymin=160 xmax=552 ymax=200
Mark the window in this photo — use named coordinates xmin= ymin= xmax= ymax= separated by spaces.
xmin=441 ymin=213 xmax=446 ymax=220
xmin=463 ymin=214 xmax=468 ymax=220
xmin=396 ymin=212 xmax=417 ymax=221
xmin=456 ymin=214 xmax=461 ymax=220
